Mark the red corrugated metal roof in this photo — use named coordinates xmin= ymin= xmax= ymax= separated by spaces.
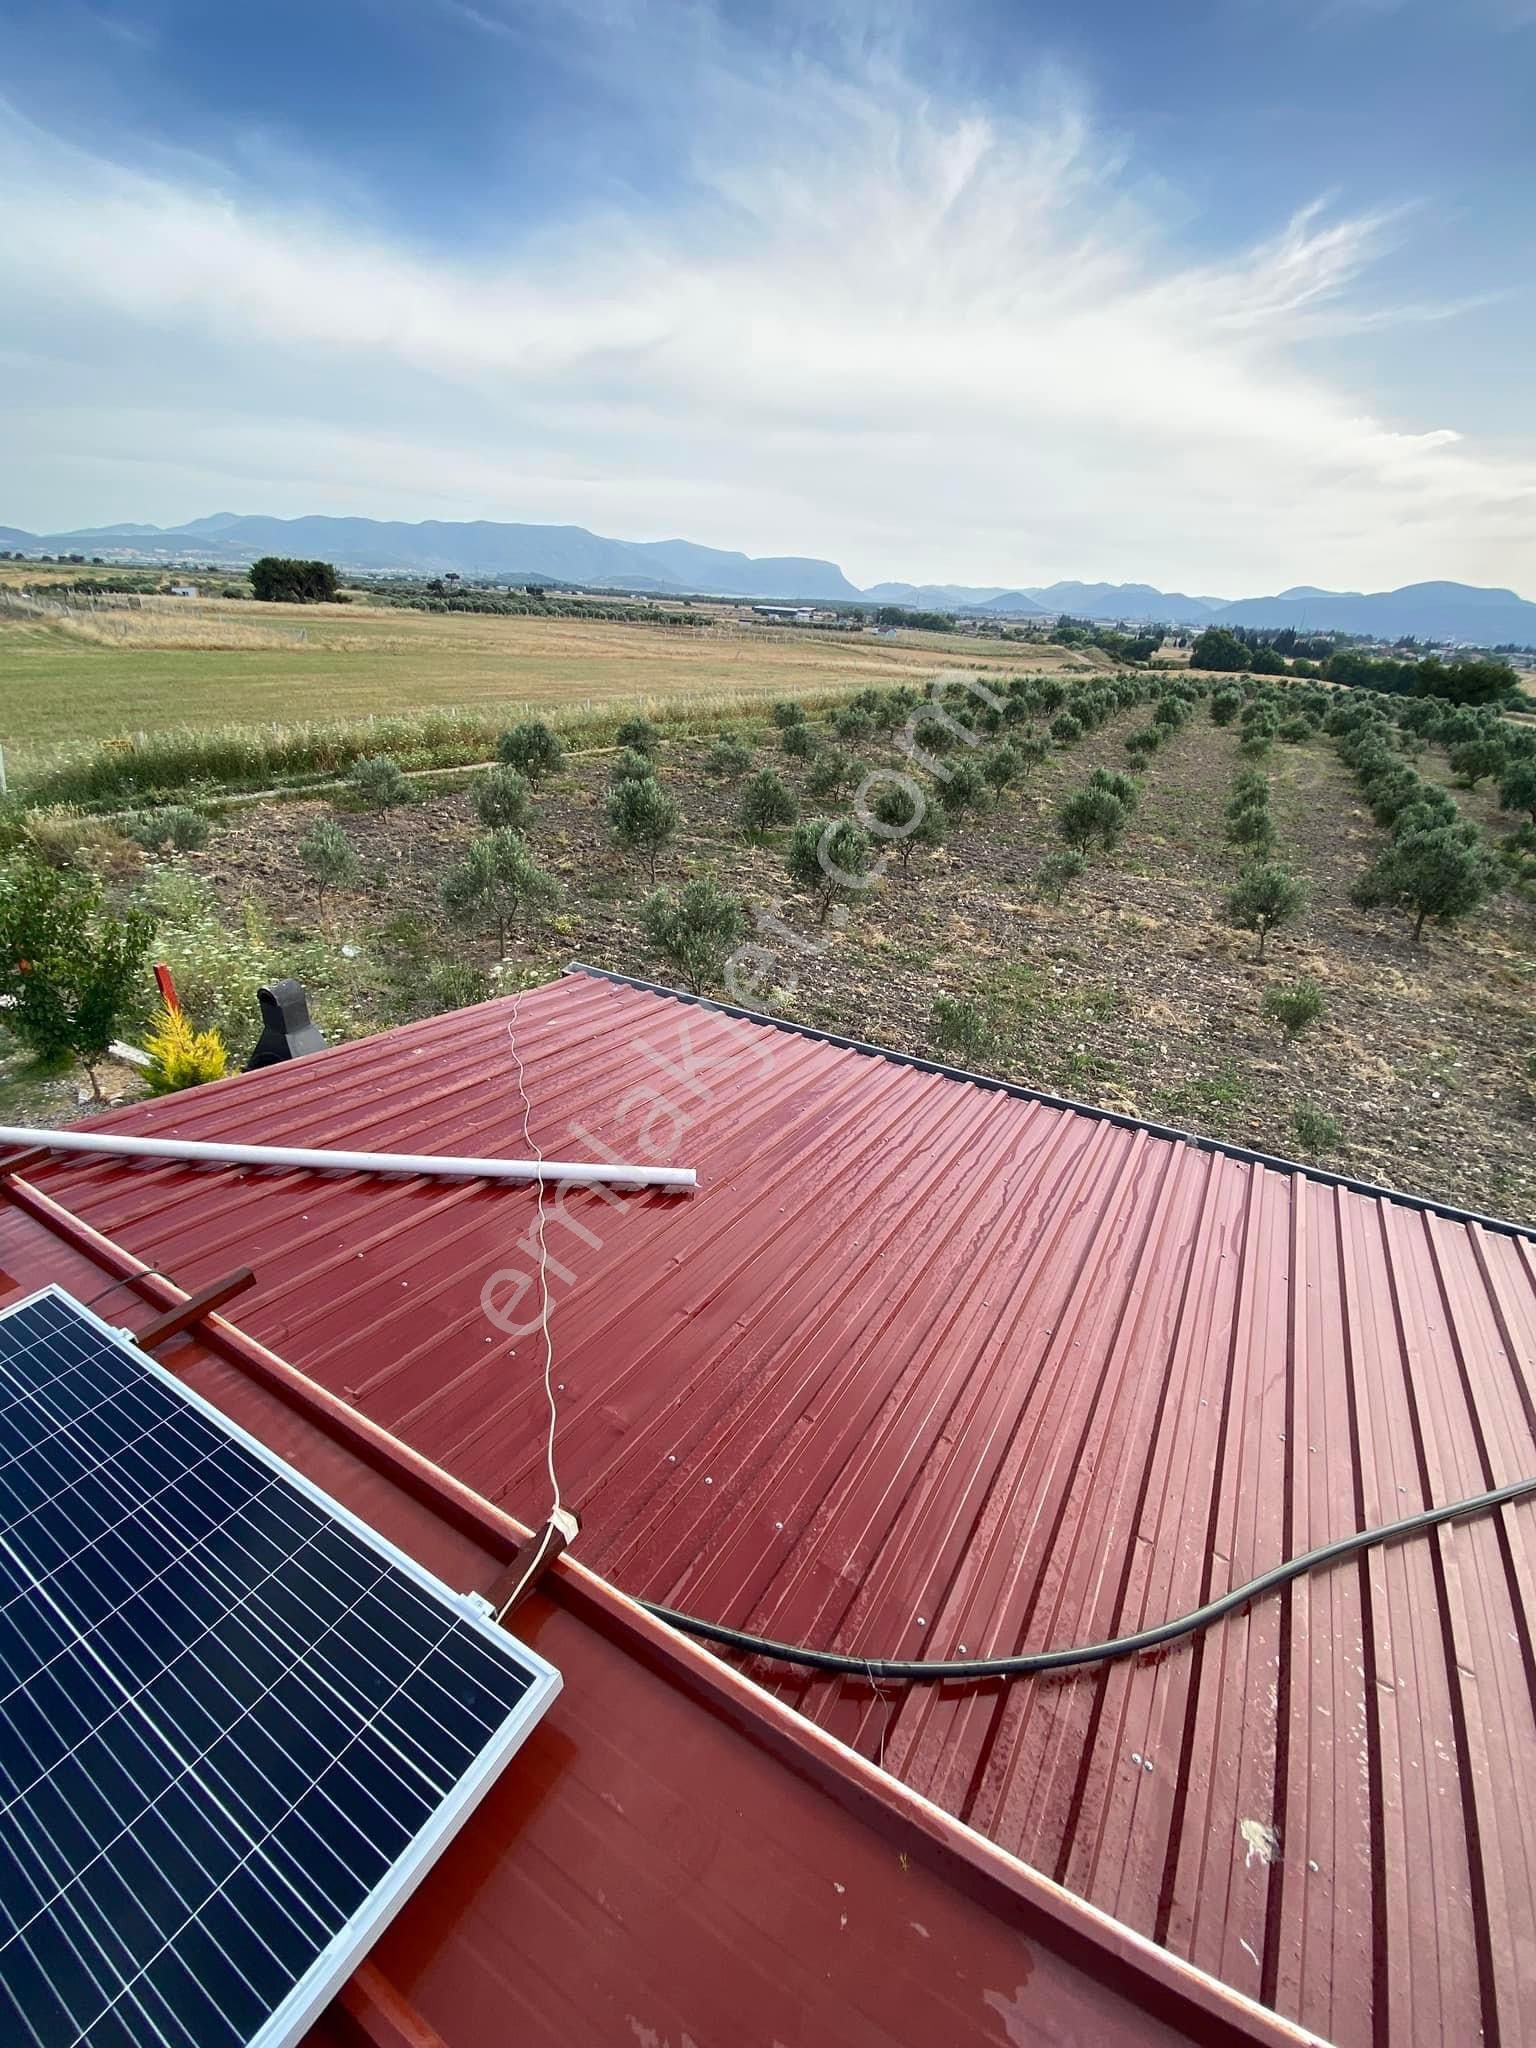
xmin=25 ymin=966 xmax=1536 ymax=2047
xmin=0 ymin=1174 xmax=1314 ymax=2048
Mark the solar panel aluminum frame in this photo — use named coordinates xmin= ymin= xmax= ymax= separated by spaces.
xmin=0 ymin=1284 xmax=563 ymax=2048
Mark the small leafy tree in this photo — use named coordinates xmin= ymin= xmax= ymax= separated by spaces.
xmin=641 ymin=877 xmax=748 ymax=992
xmin=615 ymin=716 xmax=660 ymax=755
xmin=739 ymin=770 xmax=798 ymax=838
xmin=299 ymin=817 xmax=360 ymax=913
xmin=781 ymin=721 xmax=817 ymax=761
xmin=833 ymin=705 xmax=873 ymax=744
xmin=787 ymin=817 xmax=872 ymax=922
xmin=1227 ymin=803 xmax=1275 ymax=855
xmin=806 ymin=748 xmax=854 ymax=798
xmin=707 ymin=735 xmax=753 ymax=778
xmin=1037 ymin=848 xmax=1086 ymax=901
xmin=1051 ymin=712 xmax=1084 ymax=745
xmin=441 ymin=831 xmax=559 ymax=956
xmin=770 ymin=700 xmax=807 ymax=730
xmin=1209 ymin=688 xmax=1243 ymax=726
xmin=350 ymin=755 xmax=411 ymax=809
xmin=608 ymin=747 xmax=655 ymax=785
xmin=1447 ymin=737 xmax=1506 ymax=789
xmin=943 ymin=760 xmax=987 ymax=814
xmin=1351 ymin=825 xmax=1498 ymax=940
xmin=1153 ymin=697 xmax=1188 ymax=730
xmin=1226 ymin=862 xmax=1305 ymax=960
xmin=982 ymin=742 xmax=1023 ymax=793
xmin=1497 ymin=759 xmax=1536 ymax=823
xmin=1087 ymin=768 xmax=1138 ymax=813
xmin=1056 ymin=787 xmax=1128 ymax=854
xmin=1190 ymin=626 xmax=1251 ymax=672
xmin=249 ymin=556 xmax=337 ymax=603
xmin=0 ymin=859 xmax=152 ymax=1096
xmin=497 ymin=721 xmax=563 ymax=784
xmin=472 ymin=765 xmax=531 ymax=832
xmin=1263 ymin=978 xmax=1324 ymax=1037
xmin=871 ymin=783 xmax=945 ymax=874
xmin=608 ymin=774 xmax=680 ymax=883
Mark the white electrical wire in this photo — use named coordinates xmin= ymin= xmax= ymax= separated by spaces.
xmin=505 ymin=1000 xmax=562 ymax=1520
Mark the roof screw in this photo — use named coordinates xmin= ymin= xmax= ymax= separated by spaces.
xmin=916 ymin=1616 xmax=927 ymax=1627
xmin=705 ymin=1476 xmax=713 ymax=1485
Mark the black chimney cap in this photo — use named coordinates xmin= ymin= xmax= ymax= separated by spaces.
xmin=243 ymin=979 xmax=327 ymax=1070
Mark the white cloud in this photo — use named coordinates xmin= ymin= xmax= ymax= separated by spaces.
xmin=1 ymin=55 xmax=1532 ymax=593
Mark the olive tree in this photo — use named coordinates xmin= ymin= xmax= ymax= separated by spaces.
xmin=472 ymin=765 xmax=531 ymax=831
xmin=1225 ymin=862 xmax=1306 ymax=960
xmin=299 ymin=817 xmax=359 ymax=913
xmin=787 ymin=817 xmax=873 ymax=922
xmin=641 ymin=877 xmax=748 ymax=992
xmin=441 ymin=831 xmax=559 ymax=956
xmin=497 ymin=721 xmax=563 ymax=784
xmin=1056 ymin=786 xmax=1128 ymax=854
xmin=1351 ymin=825 xmax=1498 ymax=941
xmin=608 ymin=773 xmax=680 ymax=883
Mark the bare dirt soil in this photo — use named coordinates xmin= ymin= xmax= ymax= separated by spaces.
xmin=179 ymin=706 xmax=1536 ymax=1226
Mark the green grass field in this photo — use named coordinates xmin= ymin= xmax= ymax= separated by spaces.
xmin=0 ymin=600 xmax=1096 ymax=766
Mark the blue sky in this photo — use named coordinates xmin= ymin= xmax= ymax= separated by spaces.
xmin=3 ymin=0 xmax=1533 ymax=593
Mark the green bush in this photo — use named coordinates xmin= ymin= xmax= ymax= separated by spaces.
xmin=497 ymin=721 xmax=564 ymax=784
xmin=770 ymin=700 xmax=808 ymax=730
xmin=350 ymin=755 xmax=411 ymax=809
xmin=608 ymin=747 xmax=655 ymax=785
xmin=786 ymin=817 xmax=872 ymax=921
xmin=1497 ymin=759 xmax=1536 ymax=822
xmin=1153 ymin=697 xmax=1188 ymax=730
xmin=781 ymin=721 xmax=817 ymax=761
xmin=1050 ymin=713 xmax=1084 ymax=745
xmin=641 ymin=877 xmax=749 ymax=992
xmin=707 ymin=735 xmax=753 ymax=778
xmin=1056 ymin=786 xmax=1128 ymax=854
xmin=833 ymin=706 xmax=874 ymax=743
xmin=422 ymin=961 xmax=493 ymax=1014
xmin=930 ymin=995 xmax=996 ymax=1066
xmin=472 ymin=765 xmax=532 ymax=831
xmin=1227 ymin=804 xmax=1275 ymax=854
xmin=441 ymin=831 xmax=559 ymax=955
xmin=739 ymin=769 xmax=798 ymax=838
xmin=1278 ymin=716 xmax=1312 ymax=745
xmin=1263 ymin=978 xmax=1324 ymax=1036
xmin=299 ymin=818 xmax=360 ymax=912
xmin=1124 ymin=725 xmax=1163 ymax=762
xmin=0 ymin=858 xmax=152 ymax=1093
xmin=1292 ymin=1103 xmax=1341 ymax=1155
xmin=614 ymin=716 xmax=660 ymax=755
xmin=607 ymin=774 xmax=681 ymax=883
xmin=126 ymin=806 xmax=211 ymax=853
xmin=1225 ymin=862 xmax=1306 ymax=959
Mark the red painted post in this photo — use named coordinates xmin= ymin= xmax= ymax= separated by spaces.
xmin=154 ymin=962 xmax=180 ymax=1013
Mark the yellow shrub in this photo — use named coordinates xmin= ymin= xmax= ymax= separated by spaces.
xmin=143 ymin=1004 xmax=230 ymax=1093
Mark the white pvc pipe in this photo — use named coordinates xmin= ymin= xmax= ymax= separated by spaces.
xmin=0 ymin=1125 xmax=696 ymax=1191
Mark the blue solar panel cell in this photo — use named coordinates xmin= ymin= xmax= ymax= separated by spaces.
xmin=0 ymin=1287 xmax=560 ymax=2048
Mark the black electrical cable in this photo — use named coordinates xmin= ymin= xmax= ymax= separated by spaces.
xmin=642 ymin=1473 xmax=1536 ymax=1683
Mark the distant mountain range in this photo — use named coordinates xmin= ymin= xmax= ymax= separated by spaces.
xmin=7 ymin=513 xmax=1535 ymax=645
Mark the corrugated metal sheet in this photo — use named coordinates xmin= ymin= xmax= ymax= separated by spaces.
xmin=32 ymin=967 xmax=1536 ymax=2047
xmin=0 ymin=1180 xmax=1314 ymax=2048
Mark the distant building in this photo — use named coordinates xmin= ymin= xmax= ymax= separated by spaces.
xmin=167 ymin=582 xmax=199 ymax=597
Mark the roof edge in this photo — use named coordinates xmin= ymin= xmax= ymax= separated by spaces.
xmin=565 ymin=962 xmax=1536 ymax=1245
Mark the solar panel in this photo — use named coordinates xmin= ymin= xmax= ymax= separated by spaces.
xmin=0 ymin=1285 xmax=561 ymax=2048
